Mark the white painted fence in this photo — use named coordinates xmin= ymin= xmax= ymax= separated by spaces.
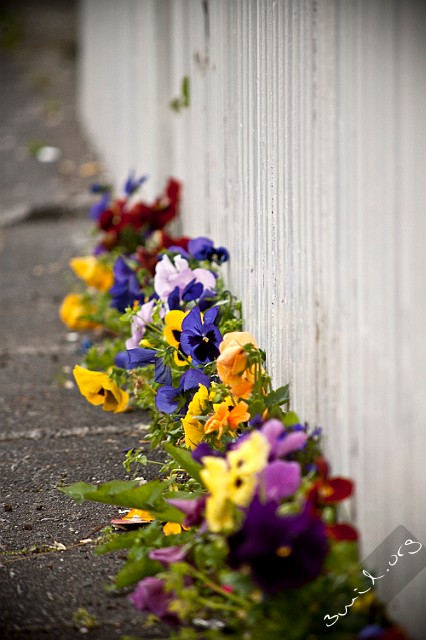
xmin=78 ymin=1 xmax=426 ymax=635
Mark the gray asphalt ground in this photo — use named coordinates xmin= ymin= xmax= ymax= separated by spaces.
xmin=0 ymin=2 xmax=168 ymax=638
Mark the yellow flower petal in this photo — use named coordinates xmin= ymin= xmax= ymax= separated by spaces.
xmin=123 ymin=509 xmax=155 ymax=522
xmin=163 ymin=522 xmax=182 ymax=536
xmin=73 ymin=365 xmax=129 ymax=413
xmin=164 ymin=310 xmax=186 ymax=348
xmin=200 ymin=432 xmax=270 ymax=532
xmin=70 ymin=256 xmax=113 ymax=292
xmin=59 ymin=293 xmax=98 ymax=330
xmin=227 ymin=431 xmax=269 ymax=476
xmin=182 ymin=416 xmax=205 ymax=449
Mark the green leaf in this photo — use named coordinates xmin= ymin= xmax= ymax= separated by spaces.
xmin=94 ymin=530 xmax=141 ymax=555
xmin=164 ymin=444 xmax=202 ymax=484
xmin=59 ymin=480 xmax=139 ymax=503
xmin=248 ymin=399 xmax=266 ymax=417
xmin=265 ymin=384 xmax=289 ymax=408
xmin=283 ymin=410 xmax=300 ymax=427
xmin=60 ymin=479 xmax=182 ymax=521
xmin=115 ymin=556 xmax=162 ymax=589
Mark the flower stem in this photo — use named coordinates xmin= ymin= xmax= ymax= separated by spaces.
xmin=189 ymin=567 xmax=250 ymax=608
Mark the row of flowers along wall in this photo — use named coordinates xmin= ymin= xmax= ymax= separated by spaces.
xmin=77 ymin=1 xmax=426 ymax=636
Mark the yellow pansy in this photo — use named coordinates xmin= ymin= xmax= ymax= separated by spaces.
xmin=227 ymin=431 xmax=270 ymax=479
xmin=182 ymin=384 xmax=209 ymax=449
xmin=70 ymin=256 xmax=114 ymax=292
xmin=163 ymin=310 xmax=190 ymax=367
xmin=59 ymin=293 xmax=98 ymax=330
xmin=200 ymin=457 xmax=236 ymax=532
xmin=200 ymin=431 xmax=270 ymax=532
xmin=73 ymin=365 xmax=129 ymax=413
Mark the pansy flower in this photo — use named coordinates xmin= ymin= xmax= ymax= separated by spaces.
xmin=70 ymin=256 xmax=114 ymax=292
xmin=123 ymin=171 xmax=148 ymax=196
xmin=204 ymin=400 xmax=250 ymax=439
xmin=109 ymin=256 xmax=144 ymax=312
xmin=148 ymin=545 xmax=186 ymax=565
xmin=261 ymin=419 xmax=308 ymax=460
xmin=154 ymin=254 xmax=216 ymax=302
xmin=216 ymin=331 xmax=259 ymax=398
xmin=163 ymin=309 xmax=190 ymax=366
xmin=180 ymin=306 xmax=222 ymax=364
xmin=136 ymin=230 xmax=190 ymax=275
xmin=59 ymin=293 xmax=98 ymax=330
xmin=128 ymin=576 xmax=179 ymax=626
xmin=167 ymin=236 xmax=230 ymax=264
xmin=181 ymin=384 xmax=210 ymax=449
xmin=155 ymin=369 xmax=211 ymax=414
xmin=187 ymin=236 xmax=230 ymax=264
xmin=73 ymin=365 xmax=129 ymax=413
xmin=125 ymin=299 xmax=156 ymax=349
xmin=126 ymin=347 xmax=171 ymax=384
xmin=200 ymin=431 xmax=270 ymax=532
xmin=167 ymin=495 xmax=207 ymax=528
xmin=227 ymin=498 xmax=329 ymax=594
xmin=308 ymin=457 xmax=358 ymax=541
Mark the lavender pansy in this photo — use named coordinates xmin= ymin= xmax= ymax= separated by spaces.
xmin=262 ymin=459 xmax=302 ymax=501
xmin=261 ymin=419 xmax=307 ymax=460
xmin=128 ymin=576 xmax=179 ymax=626
xmin=149 ymin=545 xmax=187 ymax=565
xmin=154 ymin=254 xmax=216 ymax=302
xmin=125 ymin=299 xmax=156 ymax=349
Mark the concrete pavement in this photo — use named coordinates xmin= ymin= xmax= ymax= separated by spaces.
xmin=0 ymin=2 xmax=167 ymax=638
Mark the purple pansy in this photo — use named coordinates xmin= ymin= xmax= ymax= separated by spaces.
xmin=109 ymin=256 xmax=144 ymax=312
xmin=180 ymin=368 xmax=211 ymax=391
xmin=154 ymin=358 xmax=172 ymax=385
xmin=191 ymin=442 xmax=217 ymax=463
xmin=127 ymin=347 xmax=157 ymax=368
xmin=89 ymin=192 xmax=110 ymax=221
xmin=182 ymin=278 xmax=204 ymax=302
xmin=167 ymin=286 xmax=181 ymax=311
xmin=156 ymin=385 xmax=181 ymax=414
xmin=197 ymin=288 xmax=217 ymax=311
xmin=126 ymin=347 xmax=171 ymax=384
xmin=227 ymin=498 xmax=328 ymax=594
xmin=188 ymin=237 xmax=230 ymax=264
xmin=114 ymin=351 xmax=128 ymax=369
xmin=180 ymin=306 xmax=222 ymax=364
xmin=155 ymin=368 xmax=211 ymax=414
xmin=124 ymin=171 xmax=148 ymax=195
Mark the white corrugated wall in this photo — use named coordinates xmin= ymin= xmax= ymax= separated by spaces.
xmin=78 ymin=1 xmax=426 ymax=635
